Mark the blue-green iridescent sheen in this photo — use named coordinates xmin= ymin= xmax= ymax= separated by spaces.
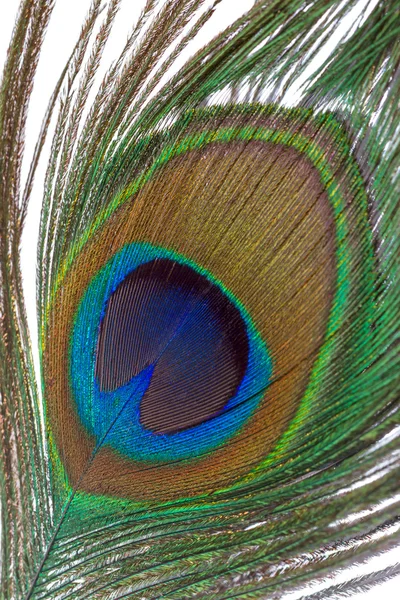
xmin=70 ymin=242 xmax=272 ymax=463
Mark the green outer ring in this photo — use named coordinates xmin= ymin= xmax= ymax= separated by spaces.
xmin=49 ymin=107 xmax=375 ymax=500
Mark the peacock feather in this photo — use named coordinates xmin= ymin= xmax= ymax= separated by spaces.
xmin=0 ymin=0 xmax=399 ymax=598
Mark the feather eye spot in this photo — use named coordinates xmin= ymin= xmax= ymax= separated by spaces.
xmin=95 ymin=258 xmax=249 ymax=434
xmin=70 ymin=243 xmax=272 ymax=463
xmin=45 ymin=107 xmax=373 ymax=499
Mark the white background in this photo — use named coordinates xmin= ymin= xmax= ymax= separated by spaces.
xmin=0 ymin=1 xmax=399 ymax=598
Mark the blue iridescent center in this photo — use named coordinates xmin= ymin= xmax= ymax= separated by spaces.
xmin=70 ymin=243 xmax=272 ymax=462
